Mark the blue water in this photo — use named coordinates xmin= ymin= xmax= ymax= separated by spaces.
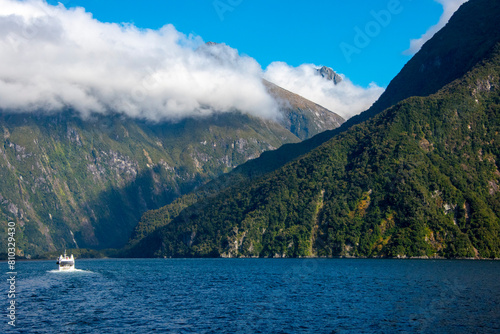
xmin=3 ymin=259 xmax=500 ymax=333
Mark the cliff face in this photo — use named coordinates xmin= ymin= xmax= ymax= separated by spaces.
xmin=0 ymin=112 xmax=289 ymax=255
xmin=264 ymin=80 xmax=344 ymax=140
xmin=0 ymin=81 xmax=344 ymax=256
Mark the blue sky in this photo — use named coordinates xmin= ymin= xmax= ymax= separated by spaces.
xmin=46 ymin=0 xmax=444 ymax=88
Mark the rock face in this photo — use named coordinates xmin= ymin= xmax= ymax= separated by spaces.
xmin=0 ymin=81 xmax=345 ymax=257
xmin=0 ymin=111 xmax=299 ymax=256
xmin=264 ymin=80 xmax=344 ymax=140
xmin=316 ymin=66 xmax=343 ymax=85
xmin=0 ymin=27 xmax=352 ymax=258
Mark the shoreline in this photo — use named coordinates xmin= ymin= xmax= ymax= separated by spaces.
xmin=3 ymin=256 xmax=500 ymax=262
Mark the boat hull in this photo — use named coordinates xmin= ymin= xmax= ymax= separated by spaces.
xmin=57 ymin=251 xmax=75 ymax=270
xmin=58 ymin=264 xmax=75 ymax=271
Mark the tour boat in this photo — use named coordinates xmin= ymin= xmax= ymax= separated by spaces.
xmin=56 ymin=250 xmax=75 ymax=270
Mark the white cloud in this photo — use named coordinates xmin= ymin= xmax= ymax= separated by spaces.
xmin=264 ymin=62 xmax=384 ymax=119
xmin=404 ymin=0 xmax=468 ymax=55
xmin=0 ymin=0 xmax=279 ymax=121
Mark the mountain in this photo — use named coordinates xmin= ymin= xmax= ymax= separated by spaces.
xmin=125 ymin=0 xmax=500 ymax=250
xmin=264 ymin=80 xmax=344 ymax=139
xmin=0 ymin=86 xmax=344 ymax=257
xmin=173 ymin=0 xmax=500 ymax=191
xmin=316 ymin=66 xmax=343 ymax=85
xmin=352 ymin=0 xmax=500 ymax=124
xmin=127 ymin=0 xmax=500 ymax=258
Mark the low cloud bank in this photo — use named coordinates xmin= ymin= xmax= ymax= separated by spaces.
xmin=264 ymin=62 xmax=384 ymax=119
xmin=0 ymin=0 xmax=279 ymax=120
xmin=0 ymin=0 xmax=383 ymax=121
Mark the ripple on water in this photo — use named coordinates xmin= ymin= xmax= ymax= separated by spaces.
xmin=12 ymin=258 xmax=500 ymax=334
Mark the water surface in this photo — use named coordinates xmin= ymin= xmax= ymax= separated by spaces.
xmin=3 ymin=258 xmax=500 ymax=333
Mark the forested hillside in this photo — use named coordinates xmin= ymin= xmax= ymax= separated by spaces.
xmin=126 ymin=0 xmax=500 ymax=258
xmin=128 ymin=41 xmax=500 ymax=259
xmin=0 ymin=94 xmax=343 ymax=257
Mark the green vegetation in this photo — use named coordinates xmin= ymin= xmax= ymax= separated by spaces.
xmin=0 ymin=107 xmax=341 ymax=257
xmin=36 ymin=248 xmax=112 ymax=260
xmin=3 ymin=0 xmax=498 ymax=260
xmin=126 ymin=0 xmax=500 ymax=259
xmin=127 ymin=43 xmax=500 ymax=259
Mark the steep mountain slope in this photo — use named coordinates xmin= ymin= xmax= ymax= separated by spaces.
xmin=353 ymin=0 xmax=500 ymax=123
xmin=258 ymin=0 xmax=500 ymax=165
xmin=264 ymin=80 xmax=344 ymax=140
xmin=0 ymin=89 xmax=344 ymax=257
xmin=127 ymin=0 xmax=500 ymax=250
xmin=129 ymin=42 xmax=500 ymax=259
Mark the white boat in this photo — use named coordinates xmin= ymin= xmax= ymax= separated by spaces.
xmin=56 ymin=250 xmax=75 ymax=271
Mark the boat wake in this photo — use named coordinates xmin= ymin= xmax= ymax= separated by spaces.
xmin=47 ymin=268 xmax=93 ymax=274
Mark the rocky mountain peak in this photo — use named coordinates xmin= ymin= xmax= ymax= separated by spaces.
xmin=316 ymin=66 xmax=343 ymax=85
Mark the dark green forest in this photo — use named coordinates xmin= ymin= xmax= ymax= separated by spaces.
xmin=127 ymin=43 xmax=500 ymax=259
xmin=125 ymin=0 xmax=500 ymax=259
xmin=3 ymin=0 xmax=499 ymax=259
xmin=0 ymin=76 xmax=345 ymax=257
